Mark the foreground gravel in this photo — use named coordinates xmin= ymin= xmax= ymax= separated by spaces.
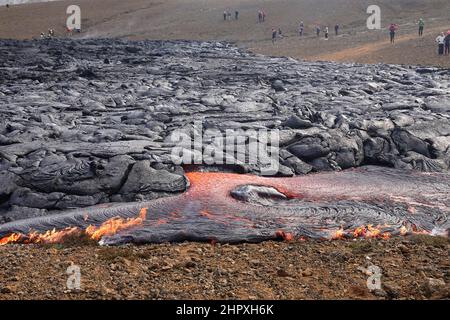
xmin=0 ymin=235 xmax=448 ymax=300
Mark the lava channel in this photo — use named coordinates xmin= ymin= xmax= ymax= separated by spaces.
xmin=0 ymin=166 xmax=448 ymax=245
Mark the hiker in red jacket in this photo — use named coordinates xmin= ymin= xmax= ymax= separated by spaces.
xmin=389 ymin=24 xmax=398 ymax=43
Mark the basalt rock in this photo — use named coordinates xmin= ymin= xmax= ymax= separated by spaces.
xmin=0 ymin=39 xmax=449 ymax=220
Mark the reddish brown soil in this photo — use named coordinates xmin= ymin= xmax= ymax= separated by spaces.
xmin=0 ymin=236 xmax=448 ymax=300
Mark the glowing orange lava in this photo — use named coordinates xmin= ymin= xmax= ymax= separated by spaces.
xmin=0 ymin=208 xmax=148 ymax=246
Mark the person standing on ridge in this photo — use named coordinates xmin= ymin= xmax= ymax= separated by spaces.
xmin=223 ymin=10 xmax=227 ymax=21
xmin=335 ymin=24 xmax=340 ymax=36
xmin=316 ymin=25 xmax=321 ymax=37
xmin=444 ymin=31 xmax=450 ymax=55
xmin=418 ymin=18 xmax=425 ymax=36
xmin=324 ymin=26 xmax=329 ymax=39
xmin=235 ymin=10 xmax=239 ymax=20
xmin=272 ymin=28 xmax=277 ymax=43
xmin=299 ymin=21 xmax=304 ymax=37
xmin=436 ymin=32 xmax=445 ymax=55
xmin=389 ymin=23 xmax=398 ymax=43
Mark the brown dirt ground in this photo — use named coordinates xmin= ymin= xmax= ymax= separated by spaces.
xmin=0 ymin=0 xmax=449 ymax=300
xmin=0 ymin=236 xmax=449 ymax=300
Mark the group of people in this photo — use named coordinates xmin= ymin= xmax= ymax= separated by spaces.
xmin=312 ymin=24 xmax=340 ymax=39
xmin=222 ymin=11 xmax=449 ymax=57
xmin=389 ymin=18 xmax=428 ymax=44
xmin=272 ymin=22 xmax=341 ymax=43
xmin=40 ymin=29 xmax=55 ymax=39
xmin=258 ymin=10 xmax=267 ymax=23
xmin=389 ymin=19 xmax=425 ymax=44
xmin=223 ymin=10 xmax=239 ymax=21
xmin=272 ymin=28 xmax=283 ymax=43
xmin=387 ymin=18 xmax=450 ymax=57
xmin=39 ymin=27 xmax=81 ymax=39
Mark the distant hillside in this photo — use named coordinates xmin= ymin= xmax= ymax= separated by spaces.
xmin=0 ymin=0 xmax=449 ymax=66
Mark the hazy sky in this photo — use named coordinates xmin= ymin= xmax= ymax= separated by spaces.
xmin=0 ymin=0 xmax=60 ymax=5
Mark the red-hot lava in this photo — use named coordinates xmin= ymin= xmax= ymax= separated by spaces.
xmin=0 ymin=166 xmax=448 ymax=245
xmin=0 ymin=208 xmax=148 ymax=246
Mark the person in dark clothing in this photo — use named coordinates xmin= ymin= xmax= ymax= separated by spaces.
xmin=316 ymin=26 xmax=321 ymax=37
xmin=445 ymin=31 xmax=450 ymax=56
xmin=223 ymin=11 xmax=227 ymax=21
xmin=335 ymin=24 xmax=339 ymax=36
xmin=298 ymin=21 xmax=304 ymax=36
xmin=389 ymin=24 xmax=398 ymax=43
xmin=235 ymin=11 xmax=239 ymax=20
xmin=272 ymin=28 xmax=277 ymax=43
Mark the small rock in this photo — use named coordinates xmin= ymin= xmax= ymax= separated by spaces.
xmin=421 ymin=278 xmax=448 ymax=298
xmin=397 ymin=244 xmax=409 ymax=255
xmin=276 ymin=269 xmax=290 ymax=277
xmin=383 ymin=283 xmax=400 ymax=299
xmin=283 ymin=115 xmax=313 ymax=129
xmin=184 ymin=261 xmax=197 ymax=268
xmin=301 ymin=268 xmax=313 ymax=277
xmin=271 ymin=80 xmax=286 ymax=92
xmin=0 ymin=286 xmax=12 ymax=294
xmin=161 ymin=263 xmax=174 ymax=271
xmin=371 ymin=288 xmax=388 ymax=298
xmin=249 ymin=259 xmax=261 ymax=266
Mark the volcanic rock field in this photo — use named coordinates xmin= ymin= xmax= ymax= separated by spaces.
xmin=0 ymin=39 xmax=449 ymax=241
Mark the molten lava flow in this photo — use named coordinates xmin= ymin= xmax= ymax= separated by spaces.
xmin=275 ymin=230 xmax=294 ymax=241
xmin=0 ymin=208 xmax=148 ymax=246
xmin=332 ymin=225 xmax=392 ymax=240
xmin=400 ymin=226 xmax=408 ymax=236
xmin=85 ymin=208 xmax=147 ymax=241
xmin=0 ymin=167 xmax=448 ymax=245
xmin=331 ymin=227 xmax=346 ymax=240
xmin=27 ymin=227 xmax=82 ymax=244
xmin=0 ymin=233 xmax=21 ymax=245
